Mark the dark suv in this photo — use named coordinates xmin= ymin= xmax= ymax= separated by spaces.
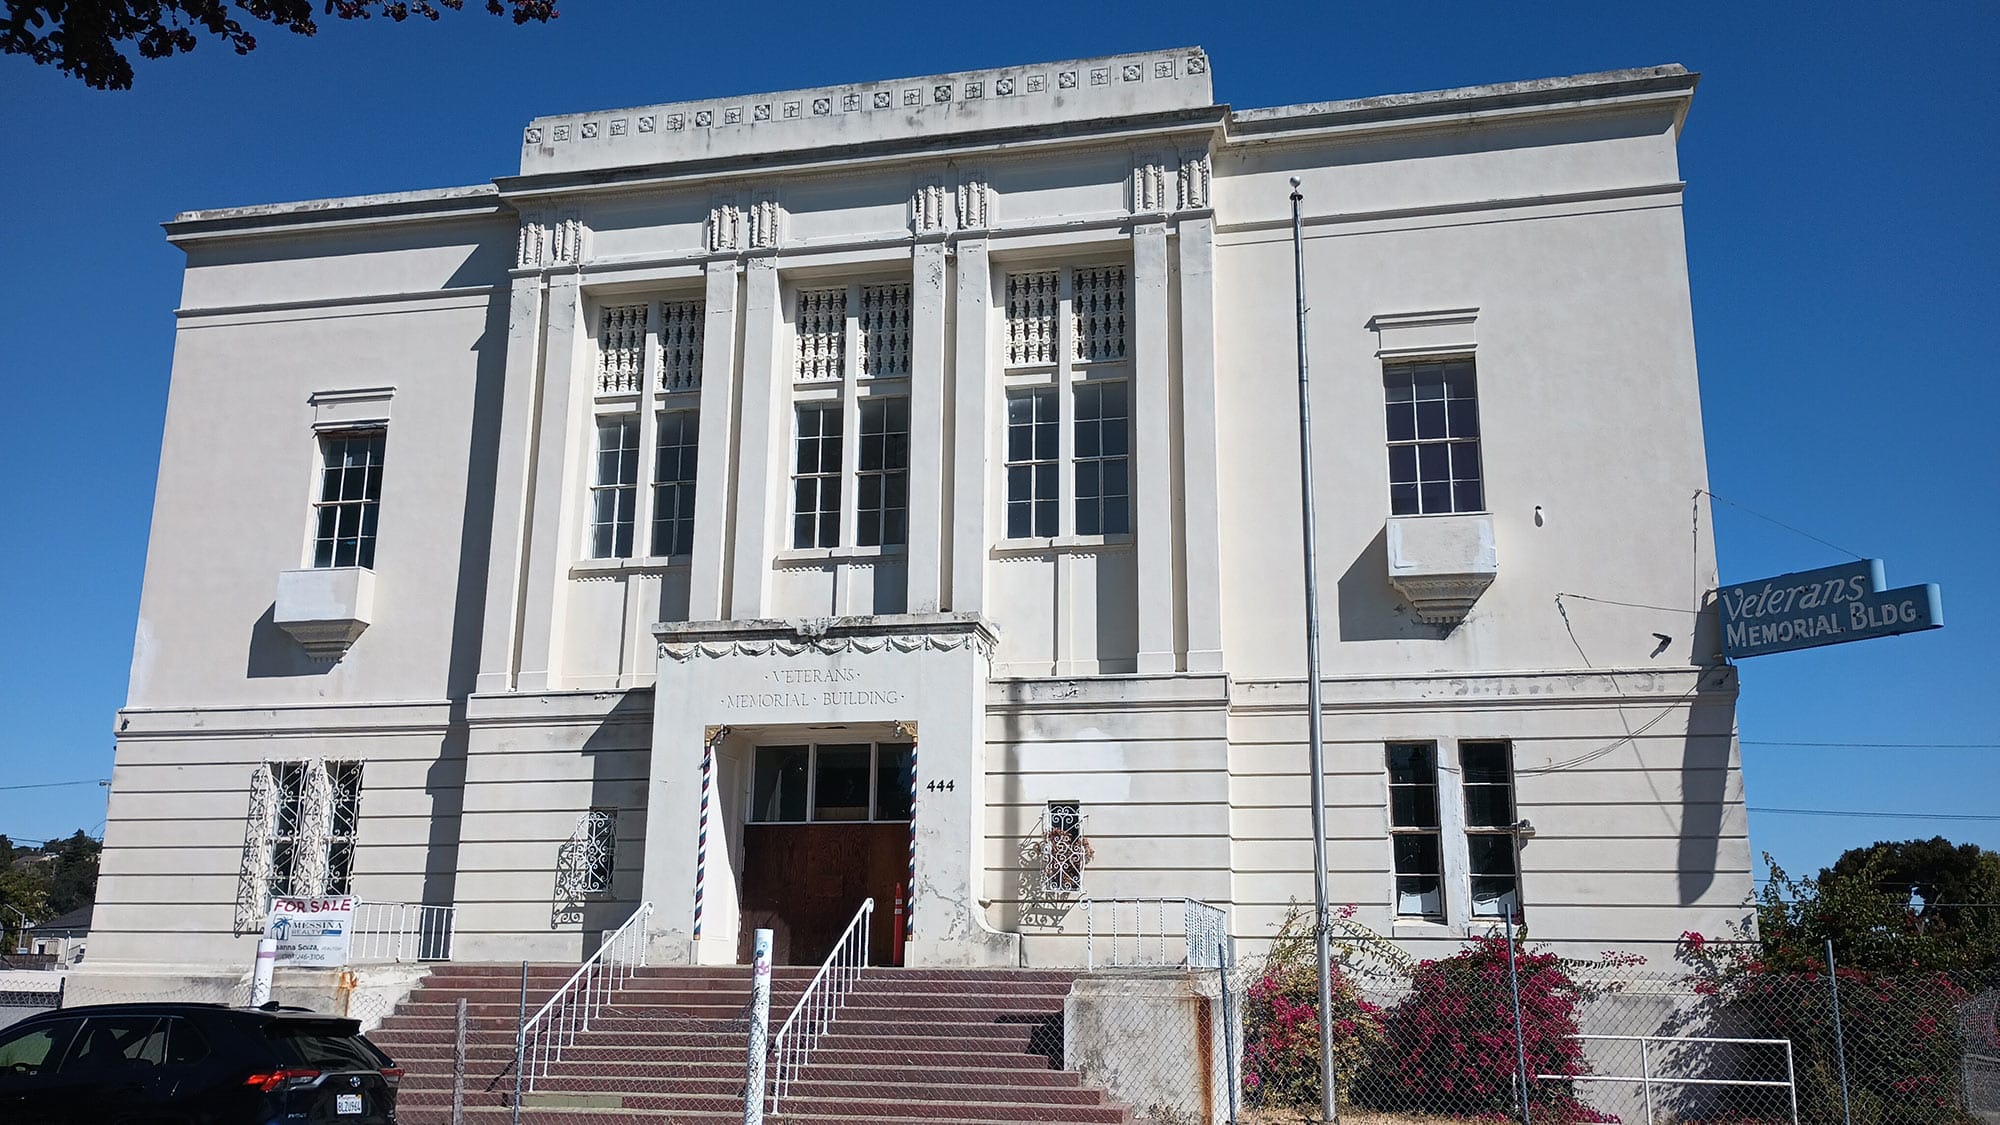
xmin=0 ymin=1002 xmax=400 ymax=1124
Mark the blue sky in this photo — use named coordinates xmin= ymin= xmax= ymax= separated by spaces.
xmin=0 ymin=1 xmax=1993 ymax=889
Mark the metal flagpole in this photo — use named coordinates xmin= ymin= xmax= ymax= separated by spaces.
xmin=1290 ymin=176 xmax=1340 ymax=1125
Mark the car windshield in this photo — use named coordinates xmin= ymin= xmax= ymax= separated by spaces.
xmin=262 ymin=1021 xmax=383 ymax=1071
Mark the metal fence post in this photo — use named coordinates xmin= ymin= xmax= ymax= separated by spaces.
xmin=1504 ymin=911 xmax=1531 ymax=1125
xmin=743 ymin=928 xmax=773 ymax=1125
xmin=452 ymin=996 xmax=467 ymax=1125
xmin=1218 ymin=936 xmax=1239 ymax=1125
xmin=1825 ymin=939 xmax=1853 ymax=1125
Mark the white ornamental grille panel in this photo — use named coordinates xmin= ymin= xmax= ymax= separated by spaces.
xmin=659 ymin=300 xmax=705 ymax=391
xmin=232 ymin=763 xmax=278 ymax=934
xmin=287 ymin=759 xmax=335 ymax=900
xmin=859 ymin=284 xmax=912 ymax=378
xmin=795 ymin=288 xmax=847 ymax=382
xmin=1073 ymin=266 xmax=1130 ymax=363
xmin=1005 ymin=272 xmax=1059 ymax=368
xmin=597 ymin=304 xmax=647 ymax=394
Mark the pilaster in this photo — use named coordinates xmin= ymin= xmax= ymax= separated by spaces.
xmin=906 ymin=241 xmax=948 ymax=612
xmin=949 ymin=240 xmax=991 ymax=614
xmin=1177 ymin=216 xmax=1224 ymax=672
xmin=1131 ymin=223 xmax=1175 ymax=673
xmin=476 ymin=276 xmax=549 ymax=693
xmin=728 ymin=259 xmax=783 ymax=618
xmin=687 ymin=261 xmax=741 ymax=620
xmin=514 ymin=275 xmax=585 ymax=692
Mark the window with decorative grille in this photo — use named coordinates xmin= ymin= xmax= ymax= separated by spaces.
xmin=786 ymin=279 xmax=915 ymax=553
xmin=597 ymin=304 xmax=647 ymax=394
xmin=1000 ymin=264 xmax=1132 ymax=540
xmin=233 ymin=760 xmax=364 ymax=932
xmin=556 ymin=809 xmax=617 ymax=897
xmin=1042 ymin=800 xmax=1086 ymax=894
xmin=581 ymin=297 xmax=705 ymax=564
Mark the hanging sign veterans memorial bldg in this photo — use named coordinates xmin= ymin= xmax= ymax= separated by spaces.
xmin=1719 ymin=559 xmax=1943 ymax=659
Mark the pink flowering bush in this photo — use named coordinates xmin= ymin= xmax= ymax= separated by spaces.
xmin=1350 ymin=934 xmax=1614 ymax=1122
xmin=1240 ymin=908 xmax=1384 ymax=1108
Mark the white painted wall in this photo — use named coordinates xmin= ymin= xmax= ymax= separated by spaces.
xmin=89 ymin=56 xmax=1747 ymax=979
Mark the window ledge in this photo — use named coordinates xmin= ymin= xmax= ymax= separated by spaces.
xmin=570 ymin=556 xmax=693 ymax=578
xmin=273 ymin=567 xmax=375 ymax=660
xmin=991 ymin=533 xmax=1133 ymax=557
xmin=1389 ymin=918 xmax=1455 ymax=939
xmin=1385 ymin=512 xmax=1497 ymax=626
xmin=773 ymin=545 xmax=909 ymax=566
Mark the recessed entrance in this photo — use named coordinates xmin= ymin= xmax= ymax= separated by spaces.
xmin=738 ymin=740 xmax=914 ymax=965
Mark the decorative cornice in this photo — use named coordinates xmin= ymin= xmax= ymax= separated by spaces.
xmin=656 ymin=613 xmax=998 ymax=664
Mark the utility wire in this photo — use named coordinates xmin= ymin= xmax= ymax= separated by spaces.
xmin=1749 ymin=806 xmax=2000 ymax=823
xmin=1555 ymin=592 xmax=1703 ymax=615
xmin=1743 ymin=740 xmax=1999 ymax=750
xmin=0 ymin=779 xmax=107 ymax=792
xmin=1699 ymin=488 xmax=1866 ymax=561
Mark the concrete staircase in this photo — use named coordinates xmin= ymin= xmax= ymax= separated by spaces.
xmin=371 ymin=963 xmax=1134 ymax=1124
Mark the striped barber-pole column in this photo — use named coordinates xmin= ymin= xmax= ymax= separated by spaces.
xmin=904 ymin=728 xmax=919 ymax=944
xmin=692 ymin=726 xmax=725 ymax=942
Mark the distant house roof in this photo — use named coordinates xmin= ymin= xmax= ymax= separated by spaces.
xmin=29 ymin=905 xmax=91 ymax=936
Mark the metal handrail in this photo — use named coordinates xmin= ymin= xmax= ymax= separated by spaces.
xmin=1083 ymin=897 xmax=1229 ymax=970
xmin=516 ymin=901 xmax=653 ymax=1092
xmin=347 ymin=901 xmax=455 ymax=963
xmin=767 ymin=898 xmax=873 ymax=1116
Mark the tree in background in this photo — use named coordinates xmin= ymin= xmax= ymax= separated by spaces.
xmin=2 ymin=0 xmax=557 ymax=90
xmin=0 ymin=831 xmax=102 ymax=953
xmin=1821 ymin=836 xmax=2000 ymax=970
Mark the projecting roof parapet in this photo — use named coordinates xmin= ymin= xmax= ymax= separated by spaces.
xmin=519 ymin=48 xmax=1214 ymax=177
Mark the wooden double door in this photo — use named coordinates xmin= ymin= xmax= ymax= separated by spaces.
xmin=740 ymin=822 xmax=907 ymax=965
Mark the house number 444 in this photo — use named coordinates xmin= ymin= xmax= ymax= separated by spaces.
xmin=925 ymin=779 xmax=956 ymax=792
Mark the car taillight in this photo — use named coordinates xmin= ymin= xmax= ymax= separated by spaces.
xmin=244 ymin=1067 xmax=321 ymax=1092
xmin=380 ymin=1067 xmax=403 ymax=1088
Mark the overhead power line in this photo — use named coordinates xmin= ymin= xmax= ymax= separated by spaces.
xmin=1743 ymin=740 xmax=1999 ymax=750
xmin=1749 ymin=806 xmax=2000 ymax=823
xmin=0 ymin=779 xmax=108 ymax=793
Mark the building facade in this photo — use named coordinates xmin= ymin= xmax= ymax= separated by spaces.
xmin=91 ymin=50 xmax=1749 ymax=984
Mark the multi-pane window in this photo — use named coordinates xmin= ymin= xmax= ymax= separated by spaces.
xmin=793 ymin=404 xmax=844 ymax=549
xmin=1461 ymin=741 xmax=1520 ymax=919
xmin=589 ymin=416 xmax=641 ymax=559
xmin=651 ymin=411 xmax=699 ymax=557
xmin=1385 ymin=359 xmax=1483 ymax=515
xmin=1001 ymin=264 xmax=1132 ymax=541
xmin=788 ymin=281 xmax=914 ymax=552
xmin=1073 ymin=381 xmax=1130 ymax=536
xmin=748 ymin=743 xmax=917 ymax=823
xmin=856 ymin=398 xmax=910 ymax=547
xmin=1387 ymin=743 xmax=1445 ymax=920
xmin=1005 ymin=388 xmax=1059 ymax=538
xmin=312 ymin=431 xmax=385 ymax=569
xmin=584 ymin=297 xmax=704 ymax=563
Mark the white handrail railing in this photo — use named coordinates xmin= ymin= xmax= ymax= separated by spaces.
xmin=516 ymin=901 xmax=653 ymax=1091
xmin=1083 ymin=897 xmax=1229 ymax=970
xmin=347 ymin=901 xmax=455 ymax=963
xmin=766 ymin=898 xmax=873 ymax=1116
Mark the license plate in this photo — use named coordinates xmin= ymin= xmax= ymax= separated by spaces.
xmin=336 ymin=1093 xmax=364 ymax=1115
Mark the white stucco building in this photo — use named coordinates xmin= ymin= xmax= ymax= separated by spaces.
xmin=90 ymin=49 xmax=1750 ymax=985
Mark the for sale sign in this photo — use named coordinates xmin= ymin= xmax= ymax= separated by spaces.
xmin=265 ymin=896 xmax=356 ymax=967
